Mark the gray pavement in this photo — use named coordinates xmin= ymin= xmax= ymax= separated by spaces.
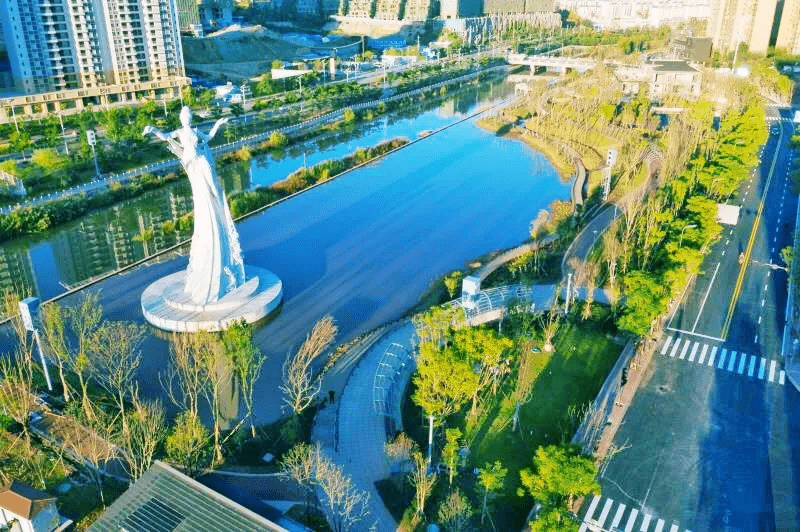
xmin=312 ymin=322 xmax=417 ymax=532
xmin=582 ymin=107 xmax=800 ymax=532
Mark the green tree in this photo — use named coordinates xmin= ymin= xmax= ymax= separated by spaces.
xmin=443 ymin=270 xmax=463 ymax=298
xmin=441 ymin=427 xmax=462 ymax=485
xmin=617 ymin=271 xmax=667 ymax=336
xmin=529 ymin=506 xmax=579 ymax=532
xmin=166 ymin=411 xmax=212 ymax=477
xmin=342 ymin=108 xmax=356 ymax=123
xmin=478 ymin=460 xmax=507 ymax=524
xmin=222 ymin=320 xmax=265 ymax=437
xmin=412 ymin=341 xmax=477 ymax=421
xmin=518 ymin=444 xmax=599 ymax=510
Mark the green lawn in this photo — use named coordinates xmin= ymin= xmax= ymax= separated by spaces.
xmin=399 ymin=311 xmax=623 ymax=531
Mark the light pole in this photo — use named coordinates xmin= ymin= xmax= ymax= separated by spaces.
xmin=565 ymin=272 xmax=573 ymax=314
xmin=87 ymin=130 xmax=101 ymax=178
xmin=58 ymin=112 xmax=69 ymax=155
xmin=679 ymin=224 xmax=697 ymax=248
xmin=18 ymin=297 xmax=53 ymax=393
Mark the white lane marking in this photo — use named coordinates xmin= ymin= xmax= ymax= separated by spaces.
xmin=718 ymin=348 xmax=728 ymax=369
xmin=755 ymin=334 xmax=759 ymax=343
xmin=727 ymin=351 xmax=738 ymax=372
xmin=670 ymin=338 xmax=682 ymax=358
xmin=765 ymin=284 xmax=769 ymax=292
xmin=596 ymin=498 xmax=614 ymax=528
xmin=758 ymin=315 xmax=762 ymax=324
xmin=707 ymin=346 xmax=718 ymax=366
xmin=692 ymin=262 xmax=721 ymax=332
xmin=758 ymin=357 xmax=766 ymax=380
xmin=610 ymin=503 xmax=627 ymax=530
xmin=762 ymin=299 xmax=766 ymax=307
xmin=688 ymin=342 xmax=700 ymax=362
xmin=669 ymin=525 xmax=679 ymax=532
xmin=780 ymin=370 xmax=786 ymax=385
xmin=737 ymin=353 xmax=748 ymax=374
xmin=748 ymin=355 xmax=757 ymax=377
xmin=579 ymin=495 xmax=601 ymax=532
xmin=770 ymin=360 xmax=777 ymax=382
xmin=698 ymin=344 xmax=709 ymax=365
xmin=661 ymin=336 xmax=674 ymax=355
xmin=654 ymin=519 xmax=665 ymax=532
xmin=679 ymin=341 xmax=691 ymax=360
xmin=640 ymin=514 xmax=652 ymax=532
xmin=625 ymin=509 xmax=639 ymax=532
xmin=722 ymin=250 xmax=726 ymax=256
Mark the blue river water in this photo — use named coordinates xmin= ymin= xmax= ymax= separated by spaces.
xmin=0 ymin=79 xmax=571 ymax=423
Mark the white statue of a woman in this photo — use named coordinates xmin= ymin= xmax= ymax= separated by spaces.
xmin=144 ymin=106 xmax=245 ymax=305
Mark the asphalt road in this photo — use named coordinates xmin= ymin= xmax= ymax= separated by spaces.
xmin=590 ymin=107 xmax=800 ymax=532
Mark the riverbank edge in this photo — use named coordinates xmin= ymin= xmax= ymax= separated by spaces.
xmin=474 ymin=116 xmax=574 ymax=182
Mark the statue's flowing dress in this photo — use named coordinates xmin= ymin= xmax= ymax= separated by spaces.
xmin=176 ymin=127 xmax=245 ymax=304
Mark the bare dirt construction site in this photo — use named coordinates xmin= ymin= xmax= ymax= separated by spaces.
xmin=182 ymin=25 xmax=356 ymax=81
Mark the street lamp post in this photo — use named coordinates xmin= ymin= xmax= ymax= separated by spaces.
xmin=679 ymin=224 xmax=698 ymax=248
xmin=86 ymin=130 xmax=101 ymax=178
xmin=58 ymin=113 xmax=69 ymax=155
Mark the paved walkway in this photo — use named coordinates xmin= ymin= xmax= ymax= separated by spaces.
xmin=312 ymin=322 xmax=416 ymax=532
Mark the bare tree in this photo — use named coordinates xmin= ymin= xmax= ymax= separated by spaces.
xmin=437 ymin=489 xmax=474 ymax=532
xmin=280 ymin=442 xmax=322 ymax=516
xmin=409 ymin=451 xmax=436 ymax=516
xmin=56 ymin=411 xmax=116 ymax=507
xmin=541 ymin=308 xmax=561 ymax=353
xmin=161 ymin=333 xmax=210 ymax=418
xmin=581 ymin=261 xmax=600 ymax=320
xmin=316 ymin=457 xmax=372 ymax=532
xmin=0 ymin=354 xmax=36 ymax=448
xmin=602 ymin=221 xmax=622 ymax=293
xmin=40 ymin=303 xmax=72 ymax=403
xmin=88 ymin=321 xmax=146 ymax=435
xmin=385 ymin=432 xmax=417 ymax=474
xmin=66 ymin=292 xmax=103 ymax=422
xmin=280 ymin=443 xmax=371 ymax=532
xmin=118 ymin=395 xmax=166 ymax=482
xmin=511 ymin=341 xmax=542 ymax=432
xmin=280 ymin=315 xmax=338 ymax=415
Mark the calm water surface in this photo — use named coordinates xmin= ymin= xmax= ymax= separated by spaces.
xmin=0 ymin=79 xmax=570 ymax=422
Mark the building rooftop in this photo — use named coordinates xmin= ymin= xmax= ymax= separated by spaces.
xmin=652 ymin=60 xmax=698 ymax=73
xmin=0 ymin=480 xmax=56 ymax=520
xmin=88 ymin=461 xmax=286 ymax=532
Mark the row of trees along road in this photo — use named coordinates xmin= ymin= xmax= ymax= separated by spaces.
xmin=600 ymin=93 xmax=767 ymax=337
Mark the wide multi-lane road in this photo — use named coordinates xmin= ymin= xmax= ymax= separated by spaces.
xmin=580 ymin=107 xmax=800 ymax=532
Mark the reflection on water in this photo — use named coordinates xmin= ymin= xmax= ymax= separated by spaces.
xmin=0 ymin=79 xmax=511 ymax=300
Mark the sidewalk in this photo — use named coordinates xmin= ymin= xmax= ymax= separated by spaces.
xmin=312 ymin=322 xmax=417 ymax=532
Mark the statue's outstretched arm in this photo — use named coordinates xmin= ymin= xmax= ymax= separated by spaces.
xmin=143 ymin=125 xmax=182 ymax=156
xmin=206 ymin=117 xmax=230 ymax=142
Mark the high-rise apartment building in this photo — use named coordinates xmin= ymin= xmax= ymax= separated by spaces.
xmin=708 ymin=0 xmax=778 ymax=54
xmin=776 ymin=0 xmax=800 ymax=54
xmin=0 ymin=0 xmax=188 ymax=122
xmin=557 ymin=0 xmax=710 ymax=29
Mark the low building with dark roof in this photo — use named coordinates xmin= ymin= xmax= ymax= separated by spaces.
xmin=88 ymin=461 xmax=287 ymax=532
xmin=0 ymin=480 xmax=70 ymax=532
xmin=613 ymin=59 xmax=702 ymax=100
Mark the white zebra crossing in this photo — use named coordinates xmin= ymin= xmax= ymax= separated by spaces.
xmin=660 ymin=336 xmax=785 ymax=386
xmin=580 ymin=496 xmax=694 ymax=532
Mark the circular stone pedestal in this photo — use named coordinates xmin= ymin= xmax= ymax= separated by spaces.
xmin=141 ymin=265 xmax=283 ymax=332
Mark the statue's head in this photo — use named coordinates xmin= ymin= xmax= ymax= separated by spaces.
xmin=180 ymin=106 xmax=192 ymax=127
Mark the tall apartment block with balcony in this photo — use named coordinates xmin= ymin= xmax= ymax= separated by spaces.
xmin=0 ymin=0 xmax=189 ymax=122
